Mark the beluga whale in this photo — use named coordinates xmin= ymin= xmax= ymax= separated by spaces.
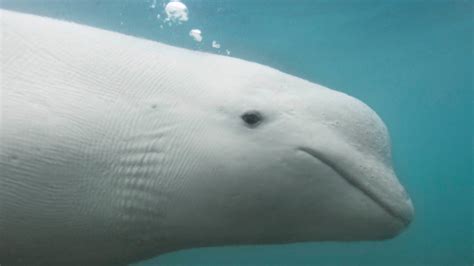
xmin=0 ymin=10 xmax=414 ymax=266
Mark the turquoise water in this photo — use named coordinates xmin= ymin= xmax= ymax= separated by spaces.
xmin=2 ymin=1 xmax=471 ymax=265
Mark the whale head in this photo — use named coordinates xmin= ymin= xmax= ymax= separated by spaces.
xmin=0 ymin=10 xmax=414 ymax=265
xmin=158 ymin=56 xmax=415 ymax=250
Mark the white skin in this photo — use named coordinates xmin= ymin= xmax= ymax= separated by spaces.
xmin=0 ymin=10 xmax=414 ymax=265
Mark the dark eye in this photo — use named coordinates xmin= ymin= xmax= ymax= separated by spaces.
xmin=241 ymin=111 xmax=263 ymax=127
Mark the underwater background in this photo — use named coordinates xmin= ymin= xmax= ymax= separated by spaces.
xmin=1 ymin=0 xmax=471 ymax=265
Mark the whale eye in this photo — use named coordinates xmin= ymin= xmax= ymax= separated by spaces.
xmin=241 ymin=111 xmax=263 ymax=127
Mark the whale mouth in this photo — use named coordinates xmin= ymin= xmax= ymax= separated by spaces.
xmin=297 ymin=147 xmax=411 ymax=227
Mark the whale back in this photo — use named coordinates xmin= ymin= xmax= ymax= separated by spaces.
xmin=0 ymin=9 xmax=211 ymax=264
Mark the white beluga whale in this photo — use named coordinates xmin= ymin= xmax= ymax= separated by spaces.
xmin=0 ymin=10 xmax=414 ymax=266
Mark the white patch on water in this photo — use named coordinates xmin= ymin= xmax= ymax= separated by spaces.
xmin=165 ymin=1 xmax=188 ymax=23
xmin=225 ymin=49 xmax=231 ymax=55
xmin=189 ymin=29 xmax=202 ymax=42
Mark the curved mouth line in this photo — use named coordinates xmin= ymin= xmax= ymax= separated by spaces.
xmin=297 ymin=147 xmax=409 ymax=226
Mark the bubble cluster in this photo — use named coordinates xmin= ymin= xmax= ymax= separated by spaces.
xmin=151 ymin=0 xmax=231 ymax=54
xmin=150 ymin=0 xmax=157 ymax=9
xmin=189 ymin=29 xmax=203 ymax=42
xmin=212 ymin=40 xmax=221 ymax=49
xmin=164 ymin=1 xmax=188 ymax=23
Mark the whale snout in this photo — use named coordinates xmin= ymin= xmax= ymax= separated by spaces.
xmin=298 ymin=145 xmax=414 ymax=239
xmin=375 ymin=184 xmax=414 ymax=239
xmin=298 ymin=146 xmax=414 ymax=228
xmin=294 ymin=89 xmax=415 ymax=239
xmin=395 ymin=186 xmax=415 ymax=227
xmin=376 ymin=194 xmax=414 ymax=239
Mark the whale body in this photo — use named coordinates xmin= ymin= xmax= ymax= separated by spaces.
xmin=0 ymin=10 xmax=414 ymax=266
